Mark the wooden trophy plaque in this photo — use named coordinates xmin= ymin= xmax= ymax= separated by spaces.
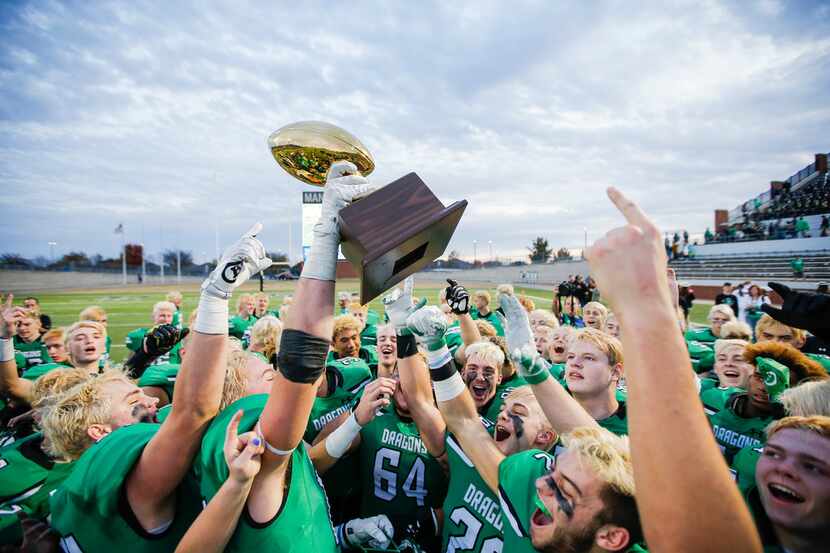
xmin=338 ymin=172 xmax=467 ymax=304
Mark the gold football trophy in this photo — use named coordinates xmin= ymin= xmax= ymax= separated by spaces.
xmin=268 ymin=121 xmax=467 ymax=303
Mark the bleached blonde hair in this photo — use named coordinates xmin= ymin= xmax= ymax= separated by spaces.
xmin=40 ymin=368 xmax=134 ymax=460
xmin=249 ymin=316 xmax=283 ymax=360
xmin=475 ymin=319 xmax=497 ymax=337
xmin=220 ymin=348 xmax=253 ymax=411
xmin=714 ymin=338 xmax=748 ymax=357
xmin=79 ymin=305 xmax=107 ymax=322
xmin=779 ymin=380 xmax=830 ymax=417
xmin=63 ymin=322 xmax=107 ymax=361
xmin=41 ymin=327 xmax=66 ymax=344
xmin=332 ymin=314 xmax=362 ymax=342
xmin=235 ymin=294 xmax=253 ymax=312
xmin=754 ymin=313 xmax=806 ymax=343
xmin=31 ymin=367 xmax=92 ymax=411
xmin=766 ymin=415 xmax=830 ymax=440
xmin=153 ymin=300 xmax=177 ymax=317
xmin=465 ymin=340 xmax=505 ymax=370
xmin=474 ymin=290 xmax=491 ymax=306
xmin=570 ymin=328 xmax=624 ymax=367
xmin=166 ymin=291 xmax=183 ymax=303
xmin=560 ymin=426 xmax=635 ymax=497
xmin=708 ymin=304 xmax=736 ymax=323
xmin=719 ymin=320 xmax=752 ymax=340
xmin=530 ymin=309 xmax=559 ymax=329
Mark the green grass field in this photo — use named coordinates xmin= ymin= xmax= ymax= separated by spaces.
xmin=13 ymin=280 xmax=712 ymax=364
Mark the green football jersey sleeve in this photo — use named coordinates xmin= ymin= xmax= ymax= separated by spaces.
xmin=483 ymin=374 xmax=528 ymax=425
xmin=137 ymin=363 xmax=180 ymax=402
xmin=50 ymin=423 xmax=202 ymax=552
xmin=305 ymin=361 xmax=372 ymax=444
xmin=687 ymin=340 xmax=715 ymax=373
xmin=444 ymin=322 xmax=464 ymax=358
xmin=361 ymin=323 xmax=377 ymax=347
xmin=700 ymin=384 xmax=742 ymax=416
xmin=497 ymin=449 xmax=553 ymax=553
xmin=442 ymin=434 xmax=504 ymax=553
xmin=21 ymin=361 xmax=72 ymax=382
xmin=199 ymin=395 xmax=337 ymax=553
xmin=124 ymin=328 xmax=147 ymax=353
xmin=684 ymin=327 xmax=717 ymax=344
xmin=731 ymin=445 xmax=762 ymax=500
xmin=709 ymin=400 xmax=774 ymax=463
xmin=172 ymin=310 xmax=182 ymax=329
xmin=228 ymin=315 xmax=257 ymax=343
xmin=358 ymin=407 xmax=448 ymax=518
xmin=0 ymin=435 xmax=51 ymax=504
xmin=124 ymin=328 xmax=181 ymax=366
xmin=12 ymin=337 xmax=50 ymax=370
xmin=597 ymin=402 xmax=629 ymax=436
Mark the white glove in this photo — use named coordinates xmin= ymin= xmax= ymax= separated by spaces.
xmin=202 ymin=223 xmax=272 ymax=300
xmin=499 ymin=291 xmax=534 ymax=354
xmin=382 ymin=277 xmax=426 ymax=335
xmin=302 ymin=161 xmax=379 ymax=281
xmin=344 ymin=515 xmax=394 ymax=550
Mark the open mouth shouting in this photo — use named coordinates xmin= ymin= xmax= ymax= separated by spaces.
xmin=379 ymin=343 xmax=395 ymax=356
xmin=469 ymin=381 xmax=491 ymax=402
xmin=494 ymin=423 xmax=512 ymax=442
xmin=767 ymin=482 xmax=805 ymax=505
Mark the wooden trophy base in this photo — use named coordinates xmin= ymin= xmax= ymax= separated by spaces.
xmin=338 ymin=172 xmax=467 ymax=303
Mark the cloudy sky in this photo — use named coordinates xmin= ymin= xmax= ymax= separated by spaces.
xmin=1 ymin=0 xmax=829 ymax=264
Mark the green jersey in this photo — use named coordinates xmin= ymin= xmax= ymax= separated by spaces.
xmin=708 ymin=396 xmax=775 ymax=463
xmin=442 ymin=434 xmax=504 ymax=553
xmin=199 ymin=395 xmax=337 ymax=553
xmin=137 ymin=363 xmax=180 ymax=402
xmin=731 ymin=445 xmax=762 ymax=500
xmin=360 ymin=323 xmax=377 ymax=347
xmin=172 ymin=309 xmax=182 ymax=329
xmin=50 ymin=423 xmax=202 ymax=552
xmin=327 ymin=345 xmax=378 ymax=377
xmin=228 ymin=315 xmax=257 ymax=344
xmin=0 ymin=434 xmax=52 ymax=504
xmin=498 ymin=448 xmax=554 ymax=553
xmin=597 ymin=401 xmax=629 ymax=436
xmin=483 ymin=373 xmax=528 ymax=425
xmin=472 ymin=310 xmax=506 ymax=336
xmin=699 ymin=378 xmax=742 ymax=416
xmin=444 ymin=322 xmax=464 ymax=358
xmin=358 ymin=406 xmax=448 ymax=518
xmin=21 ymin=360 xmax=73 ymax=381
xmin=305 ymin=359 xmax=372 ymax=444
xmin=12 ymin=336 xmax=49 ymax=371
xmin=687 ymin=340 xmax=715 ymax=373
xmin=125 ymin=328 xmax=182 ymax=366
xmin=684 ymin=327 xmax=717 ymax=344
xmin=806 ymin=353 xmax=830 ymax=373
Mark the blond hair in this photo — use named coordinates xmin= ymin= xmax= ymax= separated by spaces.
xmin=571 ymin=328 xmax=624 ymax=366
xmin=714 ymin=338 xmax=748 ymax=357
xmin=166 ymin=291 xmax=183 ymax=303
xmin=41 ymin=327 xmax=66 ymax=344
xmin=21 ymin=309 xmax=40 ymax=321
xmin=79 ymin=305 xmax=107 ymax=322
xmin=530 ymin=309 xmax=559 ymax=329
xmin=766 ymin=415 xmax=830 ymax=440
xmin=347 ymin=302 xmax=368 ymax=315
xmin=153 ymin=301 xmax=176 ymax=317
xmin=754 ymin=313 xmax=806 ymax=343
xmin=40 ymin=368 xmax=133 ymax=460
xmin=249 ymin=316 xmax=283 ymax=360
xmin=31 ymin=367 xmax=91 ymax=411
xmin=235 ymin=294 xmax=253 ymax=312
xmin=219 ymin=348 xmax=252 ymax=411
xmin=474 ymin=290 xmax=491 ymax=306
xmin=561 ymin=426 xmax=635 ymax=497
xmin=64 ymin=321 xmax=107 ymax=351
xmin=465 ymin=340 xmax=505 ymax=369
xmin=719 ymin=320 xmax=752 ymax=340
xmin=505 ymin=386 xmax=553 ymax=433
xmin=518 ymin=296 xmax=535 ymax=313
xmin=779 ymin=380 xmax=830 ymax=417
xmin=708 ymin=304 xmax=736 ymax=322
xmin=332 ymin=314 xmax=362 ymax=342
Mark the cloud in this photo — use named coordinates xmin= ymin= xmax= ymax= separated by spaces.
xmin=0 ymin=0 xmax=828 ymax=264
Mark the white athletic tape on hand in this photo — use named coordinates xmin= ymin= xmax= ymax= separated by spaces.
xmin=325 ymin=411 xmax=362 ymax=459
xmin=192 ymin=293 xmax=229 ymax=335
xmin=0 ymin=339 xmax=13 ymax=363
xmin=433 ymin=372 xmax=467 ymax=402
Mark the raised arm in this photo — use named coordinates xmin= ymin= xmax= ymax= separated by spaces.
xmin=129 ymin=224 xmax=272 ymax=529
xmin=498 ymin=290 xmax=597 ymax=433
xmin=406 ymin=306 xmax=503 ymax=492
xmin=0 ymin=295 xmax=33 ymax=401
xmin=250 ymin=162 xmax=378 ymax=522
xmin=586 ymin=188 xmax=761 ymax=553
xmin=175 ymin=410 xmax=264 ymax=553
xmin=383 ymin=279 xmax=447 ymax=458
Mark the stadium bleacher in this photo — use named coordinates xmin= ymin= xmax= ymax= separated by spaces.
xmin=670 ymin=250 xmax=830 ymax=284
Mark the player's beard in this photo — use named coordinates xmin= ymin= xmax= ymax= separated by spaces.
xmin=542 ymin=518 xmax=599 ymax=553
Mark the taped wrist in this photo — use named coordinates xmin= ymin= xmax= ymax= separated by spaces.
xmin=193 ymin=293 xmax=229 ymax=335
xmin=278 ymin=329 xmax=329 ymax=384
xmin=524 ymin=368 xmax=550 ymax=385
xmin=325 ymin=411 xmax=362 ymax=459
xmin=425 ymin=345 xmax=451 ymax=371
xmin=0 ymin=338 xmax=13 ymax=363
xmin=397 ymin=333 xmax=418 ymax=359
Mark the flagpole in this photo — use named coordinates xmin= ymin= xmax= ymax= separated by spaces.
xmin=121 ymin=225 xmax=127 ymax=285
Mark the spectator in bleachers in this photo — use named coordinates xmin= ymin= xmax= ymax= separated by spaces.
xmin=821 ymin=214 xmax=829 ymax=237
xmin=790 ymin=257 xmax=804 ymax=278
xmin=795 ymin=215 xmax=810 ymax=237
xmin=704 ymin=227 xmax=714 ymax=243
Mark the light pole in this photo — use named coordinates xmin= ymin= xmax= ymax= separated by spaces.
xmin=488 ymin=240 xmax=493 ymax=262
xmin=473 ymin=240 xmax=478 ymax=264
xmin=47 ymin=241 xmax=57 ymax=263
xmin=583 ymin=227 xmax=588 ymax=260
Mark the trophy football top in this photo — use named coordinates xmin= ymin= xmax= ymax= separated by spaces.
xmin=268 ymin=121 xmax=375 ymax=186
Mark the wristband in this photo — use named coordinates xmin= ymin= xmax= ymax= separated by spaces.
xmin=425 ymin=345 xmax=451 ymax=369
xmin=433 ymin=372 xmax=466 ymax=402
xmin=278 ymin=329 xmax=329 ymax=384
xmin=255 ymin=420 xmax=296 ymax=456
xmin=325 ymin=412 xmax=362 ymax=459
xmin=192 ymin=293 xmax=229 ymax=335
xmin=524 ymin=369 xmax=550 ymax=385
xmin=0 ymin=339 xmax=13 ymax=363
xmin=397 ymin=333 xmax=418 ymax=359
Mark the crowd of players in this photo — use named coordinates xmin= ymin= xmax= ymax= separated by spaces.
xmin=0 ymin=162 xmax=828 ymax=553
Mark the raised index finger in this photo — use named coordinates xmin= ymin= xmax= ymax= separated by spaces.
xmin=225 ymin=409 xmax=244 ymax=445
xmin=607 ymin=187 xmax=651 ymax=229
xmin=245 ymin=223 xmax=263 ymax=238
